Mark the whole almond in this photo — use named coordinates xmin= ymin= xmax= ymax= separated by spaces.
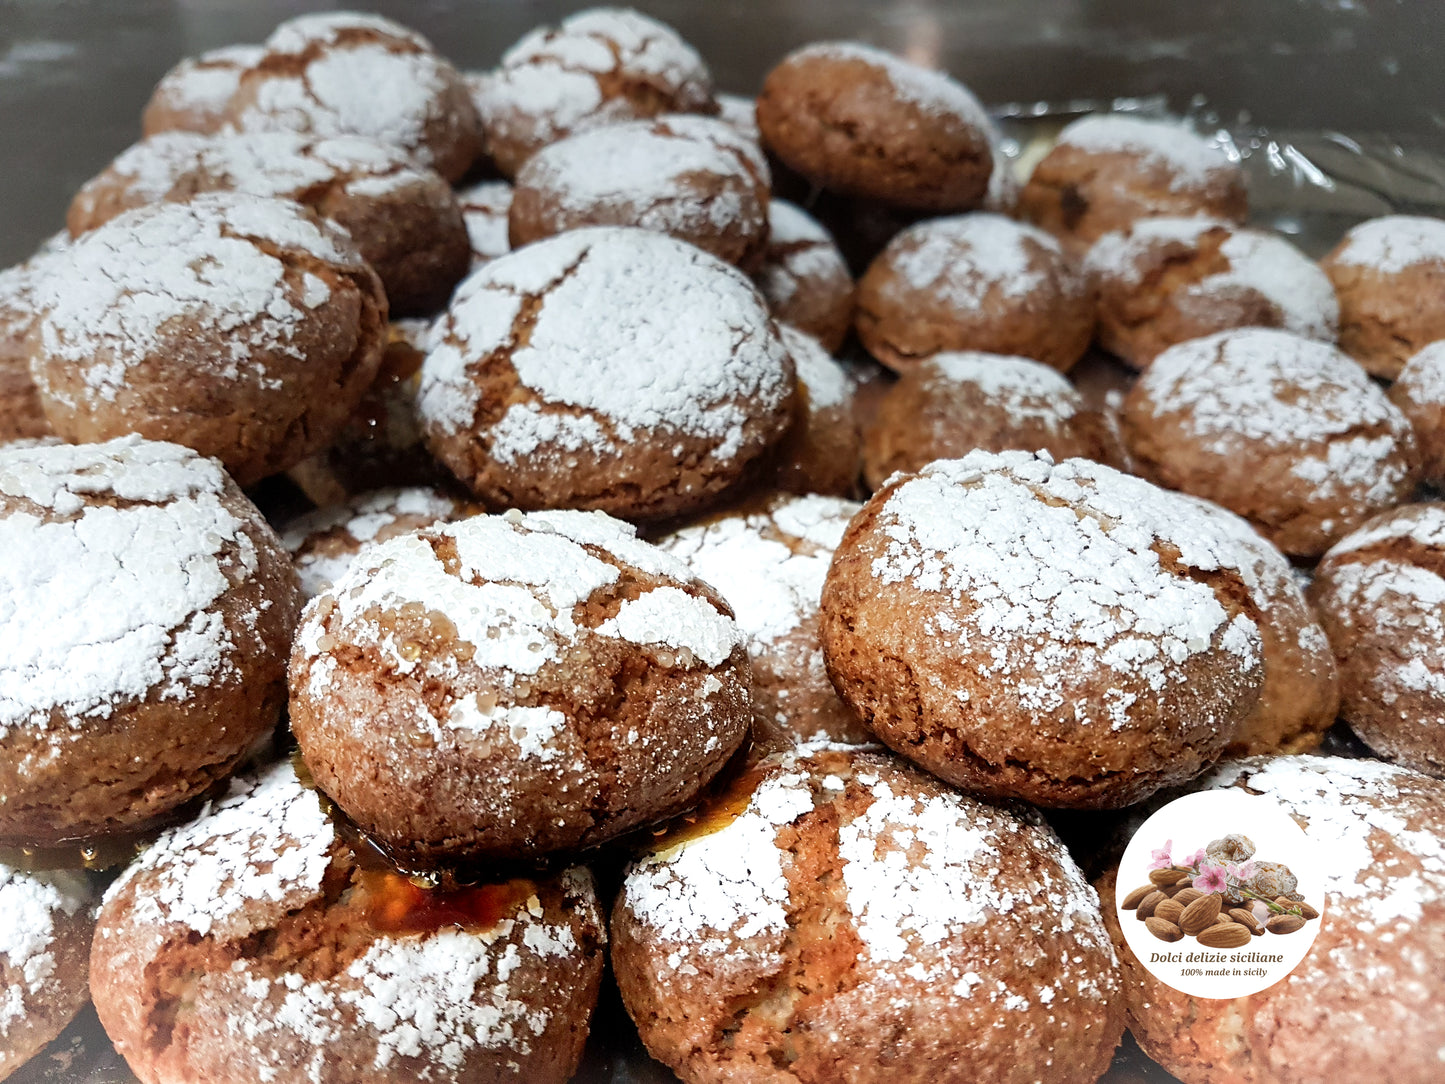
xmin=1145 ymin=917 xmax=1184 ymax=942
xmin=1297 ymin=901 xmax=1319 ymax=920
xmin=1174 ymin=888 xmax=1204 ymax=907
xmin=1211 ymin=913 xmax=1236 ymax=927
xmin=1196 ymin=922 xmax=1252 ymax=949
xmin=1136 ymin=890 xmax=1167 ymax=920
xmin=1121 ymin=885 xmax=1153 ymax=910
xmin=1179 ymin=893 xmax=1222 ymax=935
xmin=1150 ymin=868 xmax=1187 ymax=886
xmin=1230 ymin=908 xmax=1263 ymax=935
xmin=1160 ymin=882 xmax=1185 ymax=897
xmin=1155 ymin=899 xmax=1185 ymax=925
xmin=1267 ymin=914 xmax=1307 ymax=935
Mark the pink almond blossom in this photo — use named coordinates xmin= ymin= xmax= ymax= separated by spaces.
xmin=1148 ymin=840 xmax=1174 ymax=870
xmin=1193 ymin=861 xmax=1229 ymax=895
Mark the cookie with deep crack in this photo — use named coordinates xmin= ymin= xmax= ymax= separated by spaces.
xmin=91 ymin=760 xmax=605 ymax=1084
xmin=613 ymin=746 xmax=1123 ymax=1084
xmin=418 ymin=227 xmax=794 ymax=521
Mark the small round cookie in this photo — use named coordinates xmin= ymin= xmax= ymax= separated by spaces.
xmin=658 ymin=494 xmax=868 ymax=746
xmin=1180 ymin=495 xmax=1340 ymax=757
xmin=0 ymin=867 xmax=93 ymax=1081
xmin=1086 ymin=217 xmax=1339 ymax=369
xmin=282 ymin=486 xmax=470 ymax=599
xmin=613 ymin=746 xmax=1124 ymax=1084
xmin=67 ymin=130 xmax=470 ymax=314
xmin=509 ymin=115 xmax=770 ymax=269
xmin=418 ymin=227 xmax=794 ymax=521
xmin=754 ymin=199 xmax=854 ymax=353
xmin=141 ymin=44 xmax=263 ymax=136
xmin=1308 ymin=504 xmax=1445 ymax=776
xmin=91 ymin=761 xmax=606 ymax=1084
xmin=820 ymin=451 xmax=1266 ymax=809
xmin=1019 ymin=114 xmax=1247 ymax=253
xmin=762 ymin=325 xmax=860 ymax=498
xmin=1121 ymin=328 xmax=1419 ymax=557
xmin=1388 ymin=342 xmax=1445 ymax=485
xmin=29 ymin=192 xmax=387 ymax=487
xmin=1321 ymin=215 xmax=1445 ymax=379
xmin=290 ymin=510 xmax=751 ymax=863
xmin=456 ymin=180 xmax=513 ymax=268
xmin=0 ymin=437 xmax=301 ymax=846
xmin=229 ymin=12 xmax=482 ymax=182
xmin=855 ymin=214 xmax=1095 ymax=372
xmin=1101 ymin=755 xmax=1445 ymax=1084
xmin=472 ymin=8 xmax=716 ymax=177
xmin=715 ymin=91 xmax=760 ymax=146
xmin=861 ymin=351 xmax=1105 ymax=490
xmin=756 ymin=42 xmax=994 ymax=212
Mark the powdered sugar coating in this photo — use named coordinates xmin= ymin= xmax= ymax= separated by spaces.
xmin=1202 ymin=756 xmax=1445 ymax=932
xmin=419 ymin=227 xmax=792 ymax=462
xmin=1086 ymin=218 xmax=1339 ymax=341
xmin=1392 ymin=342 xmax=1445 ymax=406
xmin=144 ymin=44 xmax=263 ymax=132
xmin=757 ymin=200 xmax=851 ymax=311
xmin=923 ymin=351 xmax=1083 ymax=425
xmin=0 ymin=865 xmax=90 ymax=1036
xmin=0 ymin=436 xmax=260 ymax=738
xmin=715 ymin=92 xmax=760 ymax=145
xmin=1333 ymin=215 xmax=1445 ymax=274
xmin=1058 ymin=114 xmax=1236 ymax=189
xmin=779 ymin=325 xmax=854 ymax=410
xmin=880 ymin=213 xmax=1061 ymax=310
xmin=32 ymin=192 xmax=355 ymax=404
xmin=867 ymin=451 xmax=1261 ymax=727
xmin=1323 ymin=501 xmax=1445 ymax=558
xmin=455 ymin=180 xmax=513 ymax=266
xmin=265 ymin=11 xmax=434 ymax=53
xmin=793 ymin=42 xmax=990 ymax=130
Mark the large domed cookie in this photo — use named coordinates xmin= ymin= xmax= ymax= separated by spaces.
xmin=0 ymin=866 xmax=94 ymax=1081
xmin=820 ymin=451 xmax=1265 ymax=809
xmin=1101 ymin=755 xmax=1445 ymax=1084
xmin=289 ymin=509 xmax=751 ymax=863
xmin=418 ymin=227 xmax=794 ymax=521
xmin=29 ymin=192 xmax=388 ymax=488
xmin=68 ymin=131 xmax=470 ymax=315
xmin=658 ymin=493 xmax=868 ymax=747
xmin=1018 ymin=114 xmax=1248 ymax=253
xmin=613 ymin=746 xmax=1124 ymax=1084
xmin=1308 ymin=504 xmax=1445 ymax=776
xmin=509 ymin=114 xmax=771 ymax=270
xmin=756 ymin=42 xmax=994 ymax=212
xmin=0 ymin=437 xmax=301 ymax=846
xmin=91 ymin=761 xmax=606 ymax=1084
xmin=1121 ymin=328 xmax=1419 ymax=558
xmin=470 ymin=7 xmax=715 ymax=177
xmin=229 ymin=12 xmax=481 ymax=182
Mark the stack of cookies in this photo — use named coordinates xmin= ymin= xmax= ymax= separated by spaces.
xmin=3 ymin=8 xmax=1445 ymax=1084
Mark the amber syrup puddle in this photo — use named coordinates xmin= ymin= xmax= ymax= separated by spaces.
xmin=627 ymin=733 xmax=772 ymax=854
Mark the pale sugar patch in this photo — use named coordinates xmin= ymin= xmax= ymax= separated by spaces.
xmin=796 ymin=42 xmax=990 ymax=129
xmin=151 ymin=44 xmax=263 ymax=119
xmin=595 ymin=586 xmax=742 ymax=667
xmin=779 ymin=325 xmax=854 ymax=410
xmin=924 ymin=351 xmax=1082 ymax=427
xmin=885 ymin=214 xmax=1059 ymax=310
xmin=1392 ymin=342 xmax=1445 ymax=408
xmin=456 ymin=180 xmax=513 ymax=267
xmin=1058 ymin=114 xmax=1236 ymax=189
xmin=1334 ymin=215 xmax=1445 ymax=274
xmin=0 ymin=866 xmax=90 ymax=1036
xmin=265 ymin=12 xmax=434 ymax=53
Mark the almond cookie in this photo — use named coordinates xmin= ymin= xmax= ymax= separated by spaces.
xmin=1086 ymin=217 xmax=1339 ymax=369
xmin=29 ymin=192 xmax=387 ymax=487
xmin=855 ymin=214 xmax=1095 ymax=372
xmin=862 ymin=351 xmax=1107 ymax=490
xmin=1308 ymin=505 xmax=1445 ymax=776
xmin=1388 ymin=342 xmax=1445 ymax=485
xmin=761 ymin=325 xmax=860 ymax=498
xmin=456 ymin=180 xmax=513 ymax=268
xmin=68 ymin=130 xmax=470 ymax=314
xmin=613 ymin=746 xmax=1123 ymax=1084
xmin=756 ymin=42 xmax=993 ymax=212
xmin=820 ymin=451 xmax=1265 ymax=809
xmin=1018 ymin=114 xmax=1247 ymax=253
xmin=229 ymin=12 xmax=481 ymax=182
xmin=141 ymin=44 xmax=262 ymax=136
xmin=91 ymin=761 xmax=606 ymax=1084
xmin=289 ymin=510 xmax=751 ymax=863
xmin=0 ymin=867 xmax=93 ymax=1081
xmin=1180 ymin=495 xmax=1340 ymax=757
xmin=1101 ymin=755 xmax=1445 ymax=1084
xmin=418 ymin=227 xmax=794 ymax=521
xmin=754 ymin=199 xmax=854 ymax=353
xmin=1321 ymin=214 xmax=1445 ymax=379
xmin=0 ymin=437 xmax=301 ymax=847
xmin=1121 ymin=328 xmax=1419 ymax=557
xmin=282 ymin=486 xmax=470 ymax=599
xmin=471 ymin=8 xmax=715 ymax=177
xmin=509 ymin=114 xmax=770 ymax=269
xmin=658 ymin=494 xmax=868 ymax=746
